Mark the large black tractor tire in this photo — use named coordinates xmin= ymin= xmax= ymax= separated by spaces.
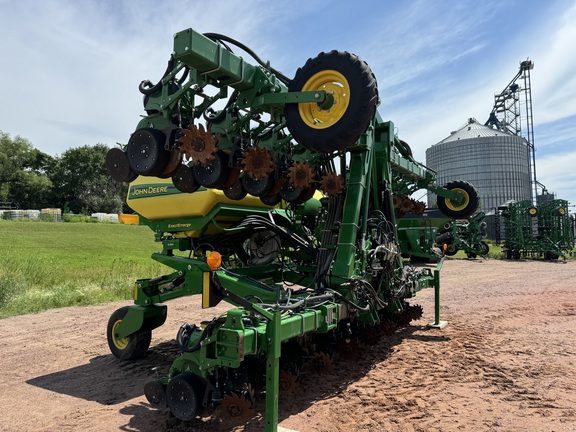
xmin=437 ymin=181 xmax=480 ymax=219
xmin=284 ymin=51 xmax=378 ymax=153
xmin=107 ymin=306 xmax=152 ymax=360
xmin=435 ymin=231 xmax=454 ymax=245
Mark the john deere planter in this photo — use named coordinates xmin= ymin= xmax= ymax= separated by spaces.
xmin=105 ymin=28 xmax=479 ymax=431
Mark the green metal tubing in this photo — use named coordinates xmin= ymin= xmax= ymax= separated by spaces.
xmin=331 ymin=147 xmax=371 ymax=280
xmin=173 ymin=28 xmax=257 ymax=91
xmin=265 ymin=310 xmax=282 ymax=432
xmin=432 ymin=258 xmax=445 ymax=326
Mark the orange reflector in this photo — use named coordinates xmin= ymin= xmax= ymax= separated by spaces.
xmin=207 ymin=251 xmax=222 ymax=270
xmin=443 ymin=244 xmax=448 ymax=252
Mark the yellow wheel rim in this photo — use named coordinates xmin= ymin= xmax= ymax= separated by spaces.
xmin=558 ymin=208 xmax=565 ymax=215
xmin=529 ymin=207 xmax=537 ymax=215
xmin=298 ymin=69 xmax=350 ymax=129
xmin=445 ymin=188 xmax=470 ymax=212
xmin=111 ymin=319 xmax=129 ymax=350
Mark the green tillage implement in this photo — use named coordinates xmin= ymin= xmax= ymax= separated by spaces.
xmin=104 ymin=27 xmax=478 ymax=431
xmin=499 ymin=199 xmax=574 ymax=259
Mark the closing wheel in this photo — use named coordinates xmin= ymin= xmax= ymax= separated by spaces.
xmin=193 ymin=150 xmax=230 ymax=189
xmin=284 ymin=51 xmax=378 ymax=153
xmin=127 ymin=128 xmax=170 ymax=176
xmin=166 ymin=372 xmax=205 ymax=421
xmin=217 ymin=392 xmax=254 ymax=420
xmin=437 ymin=181 xmax=480 ymax=219
xmin=107 ymin=306 xmax=152 ymax=360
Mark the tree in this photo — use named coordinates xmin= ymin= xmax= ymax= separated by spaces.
xmin=49 ymin=144 xmax=127 ymax=214
xmin=0 ymin=131 xmax=54 ymax=209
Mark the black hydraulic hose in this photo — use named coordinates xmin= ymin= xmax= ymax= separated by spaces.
xmin=258 ymin=293 xmax=334 ymax=311
xmin=177 ymin=318 xmax=225 ymax=353
xmin=202 ymin=32 xmax=291 ymax=84
xmin=178 ymin=66 xmax=190 ymax=84
xmin=203 ymin=90 xmax=239 ymax=123
xmin=325 ymin=288 xmax=371 ymax=312
xmin=139 ymin=58 xmax=175 ymax=95
xmin=177 ymin=322 xmax=204 ymax=353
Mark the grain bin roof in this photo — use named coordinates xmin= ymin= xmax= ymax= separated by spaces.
xmin=437 ymin=118 xmax=516 ymax=144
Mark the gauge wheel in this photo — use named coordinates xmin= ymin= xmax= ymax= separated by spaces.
xmin=437 ymin=181 xmax=480 ymax=219
xmin=260 ymin=193 xmax=282 ymax=206
xmin=157 ymin=149 xmax=183 ymax=179
xmin=193 ymin=150 xmax=230 ymax=189
xmin=167 ymin=373 xmax=205 ymax=420
xmin=127 ymin=128 xmax=170 ymax=176
xmin=107 ymin=306 xmax=152 ymax=360
xmin=172 ymin=163 xmax=200 ymax=193
xmin=224 ymin=177 xmax=248 ymax=200
xmin=527 ymin=206 xmax=538 ymax=217
xmin=242 ymin=173 xmax=275 ymax=197
xmin=284 ymin=51 xmax=378 ymax=153
xmin=105 ymin=148 xmax=138 ymax=182
xmin=279 ymin=181 xmax=307 ymax=203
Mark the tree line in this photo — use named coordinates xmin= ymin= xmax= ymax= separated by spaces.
xmin=0 ymin=130 xmax=128 ymax=214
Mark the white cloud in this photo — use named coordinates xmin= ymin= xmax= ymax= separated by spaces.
xmin=537 ymin=150 xmax=576 ymax=207
xmin=0 ymin=0 xmax=290 ymax=155
xmin=531 ymin=2 xmax=576 ymax=124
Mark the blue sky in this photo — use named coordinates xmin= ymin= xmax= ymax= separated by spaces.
xmin=1 ymin=0 xmax=575 ymax=207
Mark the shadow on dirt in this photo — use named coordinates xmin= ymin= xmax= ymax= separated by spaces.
xmin=26 ymin=340 xmax=180 ymax=405
xmin=26 ymin=323 xmax=450 ymax=431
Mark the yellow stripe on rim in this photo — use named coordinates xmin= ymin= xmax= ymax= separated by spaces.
xmin=298 ymin=69 xmax=350 ymax=129
xmin=445 ymin=188 xmax=470 ymax=212
xmin=111 ymin=320 xmax=129 ymax=350
xmin=202 ymin=272 xmax=211 ymax=309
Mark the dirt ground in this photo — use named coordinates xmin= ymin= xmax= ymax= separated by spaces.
xmin=1 ymin=258 xmax=575 ymax=432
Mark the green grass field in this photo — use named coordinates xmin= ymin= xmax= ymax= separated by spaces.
xmin=0 ymin=220 xmax=166 ymax=318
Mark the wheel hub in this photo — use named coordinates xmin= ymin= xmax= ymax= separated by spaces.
xmin=299 ymin=69 xmax=350 ymax=129
xmin=111 ymin=320 xmax=128 ymax=350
